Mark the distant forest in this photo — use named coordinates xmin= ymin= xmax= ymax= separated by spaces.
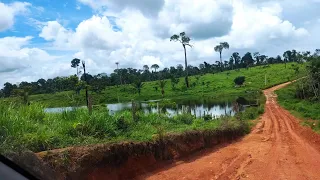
xmin=1 ymin=49 xmax=318 ymax=98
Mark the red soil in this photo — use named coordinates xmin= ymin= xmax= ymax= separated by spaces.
xmin=140 ymin=82 xmax=320 ymax=180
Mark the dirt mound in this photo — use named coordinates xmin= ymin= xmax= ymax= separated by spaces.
xmin=34 ymin=128 xmax=245 ymax=180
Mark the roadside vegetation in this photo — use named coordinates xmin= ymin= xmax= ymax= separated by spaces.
xmin=277 ymin=55 xmax=320 ymax=132
xmin=0 ymin=99 xmax=264 ymax=154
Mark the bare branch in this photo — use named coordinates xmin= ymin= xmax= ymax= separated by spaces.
xmin=185 ymin=43 xmax=193 ymax=48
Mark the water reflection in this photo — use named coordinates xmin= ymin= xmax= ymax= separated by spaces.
xmin=45 ymin=97 xmax=252 ymax=118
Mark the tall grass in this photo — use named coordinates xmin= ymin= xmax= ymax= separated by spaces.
xmin=276 ymin=83 xmax=320 ymax=132
xmin=0 ymin=100 xmax=264 ymax=154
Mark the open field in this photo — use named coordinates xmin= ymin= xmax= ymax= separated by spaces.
xmin=2 ymin=63 xmax=306 ymax=108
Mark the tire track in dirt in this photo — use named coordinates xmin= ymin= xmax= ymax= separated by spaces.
xmin=140 ymin=82 xmax=320 ymax=180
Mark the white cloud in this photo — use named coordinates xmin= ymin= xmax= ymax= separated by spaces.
xmin=0 ymin=2 xmax=30 ymax=32
xmin=38 ymin=0 xmax=311 ymax=70
xmin=2 ymin=0 xmax=319 ymax=86
xmin=223 ymin=1 xmax=308 ymax=50
xmin=0 ymin=36 xmax=71 ymax=86
xmin=78 ymin=0 xmax=165 ymax=17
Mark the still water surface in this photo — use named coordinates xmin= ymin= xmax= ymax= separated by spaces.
xmin=45 ymin=98 xmax=251 ymax=118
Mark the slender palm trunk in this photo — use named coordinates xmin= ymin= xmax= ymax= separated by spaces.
xmin=285 ymin=60 xmax=287 ymax=68
xmin=220 ymin=51 xmax=223 ymax=72
xmin=82 ymin=63 xmax=89 ymax=108
xmin=183 ymin=44 xmax=189 ymax=88
xmin=76 ymin=66 xmax=79 ymax=76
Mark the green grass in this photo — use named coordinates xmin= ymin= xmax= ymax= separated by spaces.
xmin=0 ymin=99 xmax=266 ymax=154
xmin=0 ymin=63 xmax=305 ymax=154
xmin=276 ymin=83 xmax=320 ymax=132
xmin=2 ymin=63 xmax=306 ymax=108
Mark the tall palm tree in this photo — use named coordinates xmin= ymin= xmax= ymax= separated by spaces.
xmin=170 ymin=32 xmax=192 ymax=88
xmin=143 ymin=65 xmax=149 ymax=72
xmin=214 ymin=42 xmax=229 ymax=71
xmin=115 ymin=62 xmax=122 ymax=85
xmin=151 ymin=64 xmax=159 ymax=73
xmin=71 ymin=58 xmax=81 ymax=76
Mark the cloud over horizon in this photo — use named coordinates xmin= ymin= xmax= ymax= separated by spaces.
xmin=0 ymin=0 xmax=319 ymax=86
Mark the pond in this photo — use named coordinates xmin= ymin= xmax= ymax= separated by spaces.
xmin=45 ymin=97 xmax=253 ymax=118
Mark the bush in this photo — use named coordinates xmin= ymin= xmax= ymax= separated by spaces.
xmin=203 ymin=114 xmax=212 ymax=121
xmin=240 ymin=107 xmax=259 ymax=120
xmin=234 ymin=76 xmax=246 ymax=86
xmin=116 ymin=116 xmax=130 ymax=131
xmin=174 ymin=113 xmax=194 ymax=125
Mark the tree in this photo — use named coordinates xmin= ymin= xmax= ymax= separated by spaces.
xmin=170 ymin=76 xmax=180 ymax=90
xmin=229 ymin=57 xmax=234 ymax=70
xmin=276 ymin=55 xmax=282 ymax=63
xmin=234 ymin=76 xmax=246 ymax=86
xmin=0 ymin=90 xmax=4 ymax=98
xmin=151 ymin=64 xmax=159 ymax=73
xmin=267 ymin=57 xmax=275 ymax=64
xmin=3 ymin=82 xmax=14 ymax=97
xmin=224 ymin=61 xmax=229 ymax=69
xmin=242 ymin=52 xmax=254 ymax=69
xmin=214 ymin=42 xmax=229 ymax=71
xmin=283 ymin=50 xmax=292 ymax=68
xmin=37 ymin=78 xmax=46 ymax=87
xmin=253 ymin=52 xmax=261 ymax=65
xmin=259 ymin=55 xmax=268 ymax=64
xmin=132 ymin=80 xmax=143 ymax=96
xmin=115 ymin=62 xmax=122 ymax=85
xmin=71 ymin=58 xmax=81 ymax=76
xmin=291 ymin=49 xmax=298 ymax=62
xmin=143 ymin=65 xmax=149 ymax=72
xmin=231 ymin=52 xmax=241 ymax=70
xmin=158 ymin=80 xmax=167 ymax=98
xmin=170 ymin=32 xmax=192 ymax=88
xmin=81 ymin=60 xmax=89 ymax=108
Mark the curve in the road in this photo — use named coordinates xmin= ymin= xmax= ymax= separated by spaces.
xmin=140 ymin=82 xmax=320 ymax=180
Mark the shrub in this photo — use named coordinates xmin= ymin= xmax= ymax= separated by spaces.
xmin=175 ymin=113 xmax=194 ymax=125
xmin=240 ymin=107 xmax=259 ymax=120
xmin=234 ymin=76 xmax=246 ymax=86
xmin=116 ymin=116 xmax=129 ymax=131
xmin=203 ymin=114 xmax=212 ymax=121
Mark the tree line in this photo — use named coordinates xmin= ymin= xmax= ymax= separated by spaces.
xmin=1 ymin=32 xmax=318 ymax=98
xmin=295 ymin=55 xmax=320 ymax=101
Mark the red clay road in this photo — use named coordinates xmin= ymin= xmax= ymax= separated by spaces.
xmin=140 ymin=82 xmax=320 ymax=180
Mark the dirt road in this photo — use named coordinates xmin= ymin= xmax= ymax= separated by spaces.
xmin=141 ymin=82 xmax=320 ymax=180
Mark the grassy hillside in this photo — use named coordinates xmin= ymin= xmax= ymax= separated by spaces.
xmin=4 ymin=63 xmax=306 ymax=108
xmin=276 ymin=83 xmax=320 ymax=132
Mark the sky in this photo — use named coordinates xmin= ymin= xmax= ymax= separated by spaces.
xmin=0 ymin=0 xmax=320 ymax=86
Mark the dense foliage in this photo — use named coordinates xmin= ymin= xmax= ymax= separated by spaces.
xmin=294 ymin=57 xmax=320 ymax=101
